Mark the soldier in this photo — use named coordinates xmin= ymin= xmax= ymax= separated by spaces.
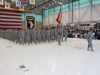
xmin=7 ymin=29 xmax=10 ymax=40
xmin=61 ymin=27 xmax=64 ymax=42
xmin=41 ymin=28 xmax=46 ymax=43
xmin=14 ymin=29 xmax=19 ymax=43
xmin=5 ymin=30 xmax=8 ymax=39
xmin=25 ymin=28 xmax=31 ymax=45
xmin=57 ymin=28 xmax=62 ymax=45
xmin=64 ymin=29 xmax=68 ymax=41
xmin=37 ymin=28 xmax=41 ymax=43
xmin=4 ymin=30 xmax=7 ymax=39
xmin=54 ymin=28 xmax=58 ymax=41
xmin=13 ymin=29 xmax=16 ymax=42
xmin=31 ymin=28 xmax=37 ymax=44
xmin=86 ymin=29 xmax=94 ymax=51
xmin=10 ymin=29 xmax=14 ymax=41
xmin=19 ymin=29 xmax=25 ymax=45
xmin=9 ymin=29 xmax=12 ymax=41
xmin=46 ymin=28 xmax=51 ymax=43
xmin=50 ymin=28 xmax=54 ymax=42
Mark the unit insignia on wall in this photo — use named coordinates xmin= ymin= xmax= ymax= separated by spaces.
xmin=26 ymin=16 xmax=35 ymax=29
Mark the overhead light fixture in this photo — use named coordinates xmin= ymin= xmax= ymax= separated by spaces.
xmin=24 ymin=4 xmax=27 ymax=6
xmin=45 ymin=8 xmax=48 ymax=9
xmin=52 ymin=3 xmax=54 ymax=5
xmin=53 ymin=0 xmax=63 ymax=5
xmin=58 ymin=2 xmax=63 ymax=5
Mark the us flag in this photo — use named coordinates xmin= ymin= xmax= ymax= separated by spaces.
xmin=0 ymin=10 xmax=22 ymax=29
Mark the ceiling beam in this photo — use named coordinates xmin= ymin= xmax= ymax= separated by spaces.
xmin=29 ymin=0 xmax=53 ymax=10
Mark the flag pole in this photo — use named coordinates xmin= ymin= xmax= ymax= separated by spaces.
xmin=60 ymin=5 xmax=62 ymax=27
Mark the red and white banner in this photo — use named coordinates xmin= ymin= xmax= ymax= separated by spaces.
xmin=0 ymin=11 xmax=22 ymax=29
xmin=0 ymin=0 xmax=3 ymax=5
xmin=56 ymin=9 xmax=62 ymax=26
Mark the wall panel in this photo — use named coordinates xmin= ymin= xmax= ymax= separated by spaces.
xmin=92 ymin=4 xmax=100 ymax=21
xmin=43 ymin=4 xmax=100 ymax=26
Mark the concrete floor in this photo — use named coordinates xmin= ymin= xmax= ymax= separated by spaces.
xmin=0 ymin=38 xmax=100 ymax=75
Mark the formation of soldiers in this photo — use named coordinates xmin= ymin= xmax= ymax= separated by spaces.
xmin=0 ymin=27 xmax=68 ymax=45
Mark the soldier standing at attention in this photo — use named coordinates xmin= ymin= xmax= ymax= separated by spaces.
xmin=61 ymin=26 xmax=64 ymax=42
xmin=37 ymin=28 xmax=41 ymax=43
xmin=11 ymin=29 xmax=14 ymax=41
xmin=31 ymin=28 xmax=37 ymax=44
xmin=64 ymin=28 xmax=68 ymax=41
xmin=13 ymin=29 xmax=16 ymax=42
xmin=9 ymin=29 xmax=12 ymax=41
xmin=57 ymin=28 xmax=62 ymax=45
xmin=50 ymin=28 xmax=54 ymax=42
xmin=15 ymin=29 xmax=19 ymax=43
xmin=25 ymin=28 xmax=31 ymax=45
xmin=41 ymin=28 xmax=46 ymax=43
xmin=46 ymin=28 xmax=51 ymax=43
xmin=54 ymin=28 xmax=58 ymax=41
xmin=86 ymin=29 xmax=94 ymax=51
xmin=19 ymin=29 xmax=25 ymax=45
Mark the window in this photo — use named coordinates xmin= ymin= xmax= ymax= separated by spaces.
xmin=44 ymin=10 xmax=48 ymax=16
xmin=92 ymin=0 xmax=100 ymax=5
xmin=49 ymin=8 xmax=54 ymax=15
xmin=36 ymin=15 xmax=42 ymax=22
xmin=61 ymin=4 xmax=69 ymax=12
xmin=55 ymin=6 xmax=60 ymax=13
xmin=43 ymin=0 xmax=100 ymax=17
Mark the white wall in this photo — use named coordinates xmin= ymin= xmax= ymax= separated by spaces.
xmin=43 ymin=4 xmax=100 ymax=26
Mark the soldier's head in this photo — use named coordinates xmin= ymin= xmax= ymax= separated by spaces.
xmin=89 ymin=29 xmax=93 ymax=32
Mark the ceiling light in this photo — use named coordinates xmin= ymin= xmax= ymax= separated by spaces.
xmin=58 ymin=2 xmax=63 ymax=5
xmin=45 ymin=8 xmax=48 ymax=9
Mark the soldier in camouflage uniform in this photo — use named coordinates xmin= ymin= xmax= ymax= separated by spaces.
xmin=19 ymin=29 xmax=25 ymax=45
xmin=54 ymin=28 xmax=58 ymax=41
xmin=41 ymin=28 xmax=46 ymax=43
xmin=31 ymin=28 xmax=37 ymax=44
xmin=50 ymin=28 xmax=54 ymax=42
xmin=15 ymin=29 xmax=19 ymax=43
xmin=46 ymin=28 xmax=51 ymax=43
xmin=61 ymin=27 xmax=64 ymax=42
xmin=57 ymin=28 xmax=62 ymax=45
xmin=64 ymin=29 xmax=68 ymax=41
xmin=37 ymin=28 xmax=41 ymax=43
xmin=25 ymin=28 xmax=31 ymax=45
xmin=10 ymin=29 xmax=14 ymax=41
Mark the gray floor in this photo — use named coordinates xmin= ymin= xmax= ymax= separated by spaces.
xmin=0 ymin=38 xmax=100 ymax=75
